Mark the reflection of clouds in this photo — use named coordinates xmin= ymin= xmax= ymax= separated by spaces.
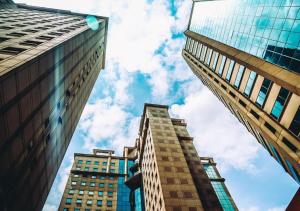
xmin=190 ymin=0 xmax=300 ymax=73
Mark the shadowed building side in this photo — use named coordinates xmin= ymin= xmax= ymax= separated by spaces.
xmin=0 ymin=1 xmax=108 ymax=210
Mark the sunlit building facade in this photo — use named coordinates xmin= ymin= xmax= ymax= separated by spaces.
xmin=183 ymin=0 xmax=300 ymax=184
xmin=0 ymin=1 xmax=108 ymax=210
xmin=58 ymin=149 xmax=139 ymax=211
xmin=60 ymin=104 xmax=237 ymax=211
xmin=126 ymin=104 xmax=237 ymax=211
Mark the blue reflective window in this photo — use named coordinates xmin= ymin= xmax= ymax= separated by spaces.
xmin=270 ymin=144 xmax=285 ymax=168
xmin=99 ymin=183 xmax=104 ymax=188
xmin=289 ymin=107 xmax=300 ymax=137
xmin=98 ymin=191 xmax=103 ymax=196
xmin=97 ymin=200 xmax=103 ymax=206
xmin=226 ymin=60 xmax=235 ymax=81
xmin=66 ymin=198 xmax=72 ymax=205
xmin=286 ymin=159 xmax=300 ymax=184
xmin=102 ymin=162 xmax=107 ymax=166
xmin=206 ymin=49 xmax=213 ymax=65
xmin=200 ymin=46 xmax=207 ymax=62
xmin=218 ymin=56 xmax=226 ymax=76
xmin=256 ymin=78 xmax=272 ymax=107
xmin=190 ymin=1 xmax=300 ymax=74
xmin=76 ymin=199 xmax=82 ymax=204
xmin=203 ymin=164 xmax=218 ymax=179
xmin=108 ymin=191 xmax=113 ymax=197
xmin=234 ymin=65 xmax=245 ymax=88
xmin=86 ymin=160 xmax=91 ymax=165
xmin=107 ymin=200 xmax=112 ymax=207
xmin=271 ymin=87 xmax=290 ymax=120
xmin=196 ymin=43 xmax=203 ymax=59
xmin=84 ymin=167 xmax=89 ymax=171
xmin=211 ymin=181 xmax=235 ymax=211
xmin=244 ymin=71 xmax=257 ymax=96
xmin=94 ymin=161 xmax=99 ymax=165
xmin=78 ymin=160 xmax=83 ymax=165
xmin=212 ymin=52 xmax=219 ymax=70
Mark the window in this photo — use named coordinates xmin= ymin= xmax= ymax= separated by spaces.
xmin=36 ymin=35 xmax=54 ymax=40
xmin=81 ymin=181 xmax=86 ymax=186
xmin=88 ymin=191 xmax=94 ymax=196
xmin=99 ymin=183 xmax=104 ymax=188
xmin=102 ymin=168 xmax=106 ymax=172
xmin=78 ymin=160 xmax=83 ymax=164
xmin=200 ymin=46 xmax=207 ymax=62
xmin=109 ymin=176 xmax=114 ymax=180
xmin=76 ymin=199 xmax=82 ymax=205
xmin=107 ymin=200 xmax=112 ymax=207
xmin=102 ymin=161 xmax=107 ymax=166
xmin=108 ymin=191 xmax=113 ymax=197
xmin=110 ymin=169 xmax=115 ymax=173
xmin=206 ymin=49 xmax=213 ymax=66
xmin=0 ymin=37 xmax=9 ymax=43
xmin=65 ymin=198 xmax=72 ymax=205
xmin=98 ymin=191 xmax=103 ymax=196
xmin=212 ymin=52 xmax=219 ymax=70
xmin=286 ymin=159 xmax=300 ymax=184
xmin=256 ymin=78 xmax=272 ymax=107
xmin=94 ymin=161 xmax=99 ymax=165
xmin=7 ymin=32 xmax=26 ymax=37
xmin=86 ymin=160 xmax=91 ymax=165
xmin=111 ymin=162 xmax=115 ymax=166
xmin=90 ymin=182 xmax=95 ymax=187
xmin=226 ymin=60 xmax=235 ymax=81
xmin=20 ymin=40 xmax=42 ymax=47
xmin=234 ymin=65 xmax=245 ymax=88
xmin=74 ymin=208 xmax=80 ymax=211
xmin=93 ymin=168 xmax=98 ymax=172
xmin=86 ymin=200 xmax=93 ymax=206
xmin=289 ymin=107 xmax=300 ymax=137
xmin=71 ymin=181 xmax=76 ymax=185
xmin=109 ymin=183 xmax=113 ymax=188
xmin=100 ymin=176 xmax=105 ymax=180
xmin=68 ymin=189 xmax=75 ymax=195
xmin=211 ymin=181 xmax=235 ymax=210
xmin=63 ymin=208 xmax=69 ymax=211
xmin=271 ymin=87 xmax=290 ymax=120
xmin=170 ymin=191 xmax=178 ymax=198
xmin=79 ymin=190 xmax=84 ymax=195
xmin=218 ymin=56 xmax=226 ymax=76
xmin=91 ymin=175 xmax=96 ymax=179
xmin=0 ymin=47 xmax=26 ymax=55
xmin=74 ymin=174 xmax=79 ymax=178
xmin=282 ymin=138 xmax=297 ymax=153
xmin=244 ymin=71 xmax=257 ymax=97
xmin=84 ymin=167 xmax=89 ymax=171
xmin=97 ymin=200 xmax=103 ymax=206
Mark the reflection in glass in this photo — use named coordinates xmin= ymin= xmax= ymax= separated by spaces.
xmin=190 ymin=0 xmax=300 ymax=74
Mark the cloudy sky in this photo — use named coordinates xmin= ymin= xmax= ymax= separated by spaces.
xmin=15 ymin=0 xmax=298 ymax=210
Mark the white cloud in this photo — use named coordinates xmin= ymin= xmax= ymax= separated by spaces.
xmin=170 ymin=82 xmax=259 ymax=172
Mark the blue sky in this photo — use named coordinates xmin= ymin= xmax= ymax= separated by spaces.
xmin=15 ymin=0 xmax=298 ymax=210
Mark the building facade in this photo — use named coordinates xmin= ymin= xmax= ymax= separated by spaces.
xmin=59 ymin=104 xmax=237 ymax=211
xmin=126 ymin=104 xmax=237 ymax=211
xmin=0 ymin=1 xmax=108 ymax=210
xmin=183 ymin=0 xmax=300 ymax=184
xmin=58 ymin=149 xmax=139 ymax=211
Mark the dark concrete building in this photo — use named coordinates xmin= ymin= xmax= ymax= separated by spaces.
xmin=0 ymin=1 xmax=108 ymax=210
xmin=183 ymin=0 xmax=300 ymax=184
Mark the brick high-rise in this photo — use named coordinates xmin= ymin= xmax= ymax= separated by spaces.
xmin=59 ymin=104 xmax=237 ymax=211
xmin=0 ymin=1 xmax=108 ymax=210
xmin=183 ymin=0 xmax=300 ymax=184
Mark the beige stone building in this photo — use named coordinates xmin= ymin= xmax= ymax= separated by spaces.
xmin=60 ymin=104 xmax=237 ymax=211
xmin=0 ymin=1 xmax=108 ymax=210
xmin=183 ymin=0 xmax=300 ymax=184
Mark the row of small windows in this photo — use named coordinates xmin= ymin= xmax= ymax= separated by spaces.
xmin=75 ymin=167 xmax=116 ymax=173
xmin=68 ymin=189 xmax=114 ymax=197
xmin=65 ymin=198 xmax=112 ymax=207
xmin=73 ymin=174 xmax=115 ymax=180
xmin=71 ymin=181 xmax=115 ymax=188
xmin=185 ymin=37 xmax=300 ymax=138
xmin=77 ymin=160 xmax=115 ymax=166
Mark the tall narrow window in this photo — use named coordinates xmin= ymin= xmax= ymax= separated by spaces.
xmin=226 ymin=60 xmax=235 ymax=81
xmin=185 ymin=38 xmax=190 ymax=50
xmin=196 ymin=43 xmax=202 ymax=59
xmin=212 ymin=52 xmax=219 ymax=71
xmin=189 ymin=39 xmax=194 ymax=52
xmin=218 ymin=56 xmax=226 ymax=76
xmin=200 ymin=46 xmax=207 ymax=62
xmin=206 ymin=49 xmax=213 ymax=66
xmin=289 ymin=107 xmax=300 ymax=137
xmin=192 ymin=41 xmax=198 ymax=56
xmin=234 ymin=65 xmax=245 ymax=88
xmin=244 ymin=71 xmax=257 ymax=97
xmin=271 ymin=87 xmax=290 ymax=120
xmin=256 ymin=78 xmax=272 ymax=107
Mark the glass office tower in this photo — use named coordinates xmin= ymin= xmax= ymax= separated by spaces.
xmin=183 ymin=0 xmax=300 ymax=184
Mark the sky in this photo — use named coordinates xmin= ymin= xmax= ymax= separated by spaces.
xmin=14 ymin=0 xmax=299 ymax=210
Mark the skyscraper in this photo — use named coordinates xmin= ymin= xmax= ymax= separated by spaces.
xmin=59 ymin=104 xmax=237 ymax=211
xmin=0 ymin=1 xmax=108 ymax=210
xmin=183 ymin=0 xmax=300 ymax=184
